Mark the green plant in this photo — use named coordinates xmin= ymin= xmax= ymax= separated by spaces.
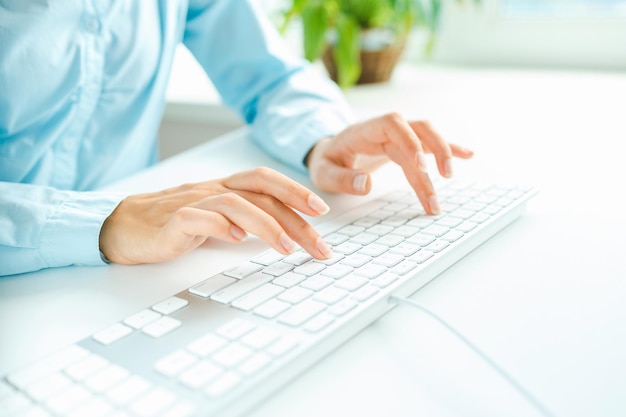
xmin=280 ymin=0 xmax=479 ymax=88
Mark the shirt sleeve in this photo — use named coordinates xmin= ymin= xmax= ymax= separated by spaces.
xmin=0 ymin=182 xmax=125 ymax=276
xmin=183 ymin=0 xmax=354 ymax=174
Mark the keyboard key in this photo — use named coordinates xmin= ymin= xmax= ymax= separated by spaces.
xmin=211 ymin=343 xmax=253 ymax=368
xmin=142 ymin=317 xmax=181 ymax=338
xmin=350 ymin=232 xmax=378 ymax=245
xmin=278 ymin=300 xmax=326 ymax=327
xmin=205 ymin=372 xmax=240 ymax=398
xmin=154 ymin=350 xmax=197 ymax=378
xmin=152 ymin=296 xmax=188 ymax=315
xmin=129 ymin=387 xmax=176 ymax=417
xmin=436 ymin=216 xmax=463 ymax=228
xmin=353 ymin=263 xmax=386 ymax=279
xmin=250 ymin=250 xmax=285 ymax=266
xmin=389 ymin=260 xmax=418 ymax=276
xmin=441 ymin=230 xmax=464 ymax=242
xmin=238 ymin=353 xmax=271 ymax=375
xmin=303 ymin=313 xmax=335 ymax=333
xmin=323 ymin=232 xmax=349 ymax=246
xmin=216 ymin=318 xmax=256 ymax=341
xmin=92 ymin=323 xmax=133 ymax=346
xmin=456 ymin=221 xmax=478 ymax=233
xmin=278 ymin=287 xmax=313 ymax=304
xmin=427 ymin=240 xmax=450 ymax=253
xmin=372 ymin=253 xmax=404 ymax=268
xmin=337 ymin=225 xmax=365 ymax=236
xmin=410 ymin=250 xmax=435 ymax=264
xmin=391 ymin=225 xmax=419 ymax=237
xmin=8 ymin=345 xmax=90 ymax=388
xmin=406 ymin=218 xmax=433 ymax=228
xmin=67 ymin=397 xmax=113 ymax=417
xmin=161 ymin=401 xmax=196 ymax=417
xmin=240 ymin=327 xmax=280 ymax=350
xmin=187 ymin=333 xmax=228 ymax=357
xmin=231 ymin=283 xmax=284 ymax=311
xmin=223 ymin=262 xmax=263 ymax=279
xmin=84 ymin=364 xmax=129 ymax=393
xmin=352 ymin=216 xmax=380 ymax=228
xmin=389 ymin=242 xmax=420 ymax=256
xmin=421 ymin=225 xmax=449 ymax=237
xmin=320 ymin=263 xmax=353 ymax=279
xmin=266 ymin=336 xmax=299 ymax=357
xmin=106 ymin=375 xmax=152 ymax=406
xmin=358 ymin=244 xmax=388 ymax=257
xmin=407 ymin=234 xmax=435 ymax=247
xmin=272 ymin=271 xmax=307 ymax=288
xmin=178 ymin=361 xmax=222 ymax=389
xmin=45 ymin=384 xmax=92 ymax=415
xmin=328 ymin=299 xmax=357 ymax=316
xmin=367 ymin=224 xmax=394 ymax=236
xmin=313 ymin=287 xmax=349 ymax=304
xmin=283 ymin=251 xmax=313 ymax=266
xmin=300 ymin=275 xmax=334 ymax=291
xmin=371 ymin=272 xmax=399 ymax=288
xmin=210 ymin=272 xmax=273 ymax=304
xmin=375 ymin=234 xmax=404 ymax=247
xmin=188 ymin=274 xmax=236 ymax=298
xmin=293 ymin=262 xmax=325 ymax=276
xmin=340 ymin=253 xmax=371 ymax=268
xmin=335 ymin=275 xmax=368 ymax=292
xmin=262 ymin=261 xmax=294 ymax=277
xmin=332 ymin=241 xmax=362 ymax=255
xmin=124 ymin=309 xmax=162 ymax=329
xmin=65 ymin=354 xmax=109 ymax=381
xmin=314 ymin=253 xmax=344 ymax=265
xmin=352 ymin=286 xmax=379 ymax=302
xmin=25 ymin=372 xmax=72 ymax=401
xmin=381 ymin=215 xmax=408 ymax=227
xmin=254 ymin=299 xmax=291 ymax=319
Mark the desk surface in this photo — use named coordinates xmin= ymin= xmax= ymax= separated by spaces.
xmin=2 ymin=65 xmax=626 ymax=417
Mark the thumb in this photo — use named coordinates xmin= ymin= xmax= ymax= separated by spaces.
xmin=312 ymin=160 xmax=372 ymax=195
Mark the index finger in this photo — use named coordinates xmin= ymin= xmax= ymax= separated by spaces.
xmin=222 ymin=167 xmax=331 ymax=217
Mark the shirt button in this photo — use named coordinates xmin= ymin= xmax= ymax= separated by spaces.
xmin=84 ymin=16 xmax=101 ymax=33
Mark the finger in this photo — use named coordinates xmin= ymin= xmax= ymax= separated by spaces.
xmin=410 ymin=120 xmax=454 ymax=179
xmin=193 ymin=193 xmax=301 ymax=256
xmin=450 ymin=143 xmax=475 ymax=159
xmin=235 ymin=190 xmax=333 ymax=260
xmin=312 ymin=158 xmax=373 ymax=195
xmin=167 ymin=207 xmax=248 ymax=244
xmin=223 ymin=167 xmax=330 ymax=216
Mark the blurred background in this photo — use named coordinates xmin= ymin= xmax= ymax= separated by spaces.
xmin=159 ymin=0 xmax=626 ymax=159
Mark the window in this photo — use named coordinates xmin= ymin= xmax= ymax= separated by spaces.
xmin=427 ymin=0 xmax=626 ymax=70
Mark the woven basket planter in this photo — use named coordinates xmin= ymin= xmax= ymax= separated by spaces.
xmin=322 ymin=41 xmax=405 ymax=85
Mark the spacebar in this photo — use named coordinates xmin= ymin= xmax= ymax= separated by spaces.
xmin=210 ymin=272 xmax=273 ymax=304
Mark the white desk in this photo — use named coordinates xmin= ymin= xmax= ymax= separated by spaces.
xmin=2 ymin=65 xmax=626 ymax=417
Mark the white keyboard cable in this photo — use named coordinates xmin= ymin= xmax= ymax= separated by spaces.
xmin=388 ymin=295 xmax=557 ymax=417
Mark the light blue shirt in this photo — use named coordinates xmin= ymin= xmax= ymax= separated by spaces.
xmin=0 ymin=0 xmax=353 ymax=276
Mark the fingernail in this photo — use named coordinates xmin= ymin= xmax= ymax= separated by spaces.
xmin=230 ymin=225 xmax=247 ymax=241
xmin=444 ymin=158 xmax=453 ymax=178
xmin=429 ymin=196 xmax=442 ymax=215
xmin=308 ymin=194 xmax=330 ymax=215
xmin=279 ymin=232 xmax=298 ymax=254
xmin=353 ymin=174 xmax=368 ymax=193
xmin=316 ymin=238 xmax=333 ymax=259
xmin=416 ymin=152 xmax=428 ymax=173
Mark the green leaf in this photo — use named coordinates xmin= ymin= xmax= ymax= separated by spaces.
xmin=301 ymin=4 xmax=330 ymax=62
xmin=333 ymin=12 xmax=360 ymax=88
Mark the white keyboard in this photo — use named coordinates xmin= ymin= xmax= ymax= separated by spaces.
xmin=1 ymin=180 xmax=536 ymax=417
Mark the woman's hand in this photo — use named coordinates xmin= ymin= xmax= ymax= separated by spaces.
xmin=306 ymin=113 xmax=474 ymax=215
xmin=99 ymin=167 xmax=333 ymax=265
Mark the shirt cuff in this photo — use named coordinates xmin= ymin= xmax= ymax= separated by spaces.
xmin=39 ymin=192 xmax=125 ymax=268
